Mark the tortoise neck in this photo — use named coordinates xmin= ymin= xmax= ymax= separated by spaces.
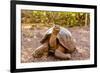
xmin=51 ymin=31 xmax=58 ymax=38
xmin=49 ymin=31 xmax=58 ymax=49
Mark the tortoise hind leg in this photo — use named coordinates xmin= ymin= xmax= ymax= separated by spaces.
xmin=55 ymin=45 xmax=71 ymax=60
xmin=33 ymin=43 xmax=49 ymax=58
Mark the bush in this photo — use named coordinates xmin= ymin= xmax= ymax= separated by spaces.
xmin=21 ymin=10 xmax=90 ymax=27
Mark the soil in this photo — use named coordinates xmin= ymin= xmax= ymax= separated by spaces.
xmin=21 ymin=26 xmax=90 ymax=63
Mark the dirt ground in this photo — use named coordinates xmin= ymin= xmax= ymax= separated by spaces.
xmin=21 ymin=26 xmax=90 ymax=63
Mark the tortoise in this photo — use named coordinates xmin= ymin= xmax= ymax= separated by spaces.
xmin=33 ymin=25 xmax=76 ymax=60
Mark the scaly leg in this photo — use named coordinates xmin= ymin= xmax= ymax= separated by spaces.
xmin=33 ymin=43 xmax=49 ymax=58
xmin=55 ymin=45 xmax=71 ymax=60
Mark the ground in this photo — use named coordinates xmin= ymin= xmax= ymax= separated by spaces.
xmin=21 ymin=26 xmax=90 ymax=63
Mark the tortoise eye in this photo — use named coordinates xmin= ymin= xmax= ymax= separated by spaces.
xmin=54 ymin=25 xmax=59 ymax=28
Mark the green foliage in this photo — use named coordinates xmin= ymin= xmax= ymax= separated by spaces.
xmin=21 ymin=10 xmax=90 ymax=27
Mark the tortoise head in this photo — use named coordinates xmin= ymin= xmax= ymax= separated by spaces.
xmin=52 ymin=25 xmax=60 ymax=35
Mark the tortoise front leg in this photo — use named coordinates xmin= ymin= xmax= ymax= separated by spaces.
xmin=55 ymin=45 xmax=71 ymax=60
xmin=33 ymin=43 xmax=49 ymax=58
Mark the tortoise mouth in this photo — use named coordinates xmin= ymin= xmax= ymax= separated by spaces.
xmin=53 ymin=26 xmax=60 ymax=31
xmin=54 ymin=29 xmax=60 ymax=32
xmin=52 ymin=25 xmax=60 ymax=34
xmin=55 ymin=28 xmax=60 ymax=31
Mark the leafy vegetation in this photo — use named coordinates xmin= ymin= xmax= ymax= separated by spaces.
xmin=21 ymin=10 xmax=90 ymax=28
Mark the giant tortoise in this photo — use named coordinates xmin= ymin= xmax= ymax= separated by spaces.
xmin=33 ymin=25 xmax=76 ymax=60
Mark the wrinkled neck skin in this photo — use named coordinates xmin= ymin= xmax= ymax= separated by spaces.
xmin=49 ymin=30 xmax=59 ymax=49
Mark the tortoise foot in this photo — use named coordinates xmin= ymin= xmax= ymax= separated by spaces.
xmin=32 ymin=43 xmax=49 ymax=58
xmin=55 ymin=49 xmax=71 ymax=60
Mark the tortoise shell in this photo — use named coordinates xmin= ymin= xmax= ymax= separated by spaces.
xmin=40 ymin=27 xmax=76 ymax=52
